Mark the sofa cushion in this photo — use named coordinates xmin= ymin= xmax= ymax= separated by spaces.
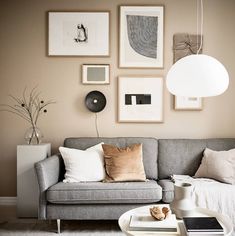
xmin=102 ymin=143 xmax=146 ymax=182
xmin=64 ymin=137 xmax=158 ymax=179
xmin=46 ymin=180 xmax=162 ymax=204
xmin=59 ymin=143 xmax=105 ymax=183
xmin=158 ymin=179 xmax=174 ymax=203
xmin=195 ymin=148 xmax=235 ymax=184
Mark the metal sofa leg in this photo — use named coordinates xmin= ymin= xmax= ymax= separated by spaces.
xmin=57 ymin=219 xmax=61 ymax=234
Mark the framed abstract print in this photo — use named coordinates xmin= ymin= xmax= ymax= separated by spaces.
xmin=118 ymin=76 xmax=164 ymax=122
xmin=119 ymin=6 xmax=164 ymax=68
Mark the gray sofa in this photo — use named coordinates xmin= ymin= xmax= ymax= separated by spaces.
xmin=35 ymin=137 xmax=235 ymax=232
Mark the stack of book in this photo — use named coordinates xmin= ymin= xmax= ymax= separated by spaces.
xmin=127 ymin=214 xmax=180 ymax=235
xmin=183 ymin=217 xmax=224 ymax=236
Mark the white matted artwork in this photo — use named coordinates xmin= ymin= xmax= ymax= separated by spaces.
xmin=119 ymin=6 xmax=164 ymax=68
xmin=174 ymin=96 xmax=202 ymax=110
xmin=118 ymin=77 xmax=163 ymax=123
xmin=82 ymin=64 xmax=110 ymax=84
xmin=48 ymin=12 xmax=109 ymax=56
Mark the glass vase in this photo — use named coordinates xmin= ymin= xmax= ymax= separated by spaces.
xmin=24 ymin=126 xmax=43 ymax=145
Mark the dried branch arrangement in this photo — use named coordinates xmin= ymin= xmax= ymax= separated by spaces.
xmin=0 ymin=87 xmax=55 ymax=144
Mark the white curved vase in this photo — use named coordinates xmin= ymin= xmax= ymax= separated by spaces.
xmin=170 ymin=182 xmax=196 ymax=219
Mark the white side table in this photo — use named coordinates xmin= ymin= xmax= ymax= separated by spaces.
xmin=118 ymin=204 xmax=233 ymax=236
xmin=17 ymin=143 xmax=51 ymax=218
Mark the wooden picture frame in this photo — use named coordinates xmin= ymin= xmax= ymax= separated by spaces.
xmin=173 ymin=33 xmax=203 ymax=110
xmin=48 ymin=11 xmax=110 ymax=56
xmin=82 ymin=64 xmax=110 ymax=84
xmin=118 ymin=76 xmax=164 ymax=123
xmin=119 ymin=6 xmax=164 ymax=68
xmin=174 ymin=96 xmax=203 ymax=110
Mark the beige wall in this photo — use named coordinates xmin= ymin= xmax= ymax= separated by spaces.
xmin=0 ymin=0 xmax=235 ymax=196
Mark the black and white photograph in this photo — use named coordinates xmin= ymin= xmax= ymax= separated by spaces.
xmin=119 ymin=6 xmax=164 ymax=68
xmin=118 ymin=76 xmax=163 ymax=122
xmin=48 ymin=12 xmax=109 ymax=56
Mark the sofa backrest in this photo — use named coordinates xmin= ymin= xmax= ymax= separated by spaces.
xmin=64 ymin=137 xmax=158 ymax=180
xmin=158 ymin=138 xmax=235 ymax=179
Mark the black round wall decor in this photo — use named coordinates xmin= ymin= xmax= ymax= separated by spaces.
xmin=85 ymin=90 xmax=106 ymax=113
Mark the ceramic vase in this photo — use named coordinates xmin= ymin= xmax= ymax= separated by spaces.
xmin=170 ymin=182 xmax=196 ymax=219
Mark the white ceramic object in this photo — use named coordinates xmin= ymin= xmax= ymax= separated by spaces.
xmin=170 ymin=182 xmax=196 ymax=219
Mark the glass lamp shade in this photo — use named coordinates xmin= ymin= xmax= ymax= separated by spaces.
xmin=166 ymin=54 xmax=229 ymax=97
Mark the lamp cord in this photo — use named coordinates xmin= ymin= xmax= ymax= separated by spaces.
xmin=95 ymin=113 xmax=100 ymax=138
xmin=197 ymin=0 xmax=203 ymax=54
xmin=197 ymin=0 xmax=198 ymax=47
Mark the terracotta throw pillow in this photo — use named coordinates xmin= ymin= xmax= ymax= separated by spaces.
xmin=102 ymin=143 xmax=146 ymax=182
xmin=194 ymin=148 xmax=235 ymax=185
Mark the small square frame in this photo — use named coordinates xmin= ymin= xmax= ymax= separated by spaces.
xmin=82 ymin=64 xmax=110 ymax=84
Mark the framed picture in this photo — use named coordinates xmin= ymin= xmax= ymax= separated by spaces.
xmin=118 ymin=76 xmax=163 ymax=123
xmin=48 ymin=11 xmax=110 ymax=56
xmin=173 ymin=33 xmax=203 ymax=110
xmin=119 ymin=6 xmax=164 ymax=68
xmin=174 ymin=96 xmax=202 ymax=110
xmin=82 ymin=64 xmax=110 ymax=84
xmin=173 ymin=33 xmax=202 ymax=63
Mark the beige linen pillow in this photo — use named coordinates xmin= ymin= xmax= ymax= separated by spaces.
xmin=195 ymin=148 xmax=235 ymax=184
xmin=102 ymin=143 xmax=146 ymax=182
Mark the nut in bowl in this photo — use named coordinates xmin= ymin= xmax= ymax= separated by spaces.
xmin=150 ymin=206 xmax=171 ymax=221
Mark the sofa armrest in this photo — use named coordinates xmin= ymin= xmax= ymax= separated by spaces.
xmin=34 ymin=154 xmax=64 ymax=219
xmin=35 ymin=154 xmax=63 ymax=192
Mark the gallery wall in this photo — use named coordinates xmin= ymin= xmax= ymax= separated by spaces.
xmin=0 ymin=0 xmax=235 ymax=196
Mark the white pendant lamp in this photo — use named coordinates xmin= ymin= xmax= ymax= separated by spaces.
xmin=166 ymin=0 xmax=229 ymax=97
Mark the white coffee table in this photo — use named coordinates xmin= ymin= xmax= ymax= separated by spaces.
xmin=118 ymin=204 xmax=233 ymax=236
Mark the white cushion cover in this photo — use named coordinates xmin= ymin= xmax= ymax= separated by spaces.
xmin=59 ymin=142 xmax=105 ymax=183
xmin=195 ymin=148 xmax=235 ymax=184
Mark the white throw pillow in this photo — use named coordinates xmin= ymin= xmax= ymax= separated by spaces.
xmin=194 ymin=148 xmax=235 ymax=184
xmin=59 ymin=142 xmax=105 ymax=183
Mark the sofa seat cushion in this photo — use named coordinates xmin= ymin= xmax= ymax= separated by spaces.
xmin=46 ymin=180 xmax=162 ymax=204
xmin=158 ymin=179 xmax=174 ymax=203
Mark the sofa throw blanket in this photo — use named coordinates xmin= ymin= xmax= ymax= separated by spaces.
xmin=172 ymin=175 xmax=235 ymax=229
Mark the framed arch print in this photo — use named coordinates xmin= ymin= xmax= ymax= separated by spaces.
xmin=119 ymin=6 xmax=164 ymax=68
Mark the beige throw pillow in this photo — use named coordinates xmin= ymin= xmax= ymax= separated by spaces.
xmin=102 ymin=143 xmax=146 ymax=182
xmin=195 ymin=148 xmax=235 ymax=184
